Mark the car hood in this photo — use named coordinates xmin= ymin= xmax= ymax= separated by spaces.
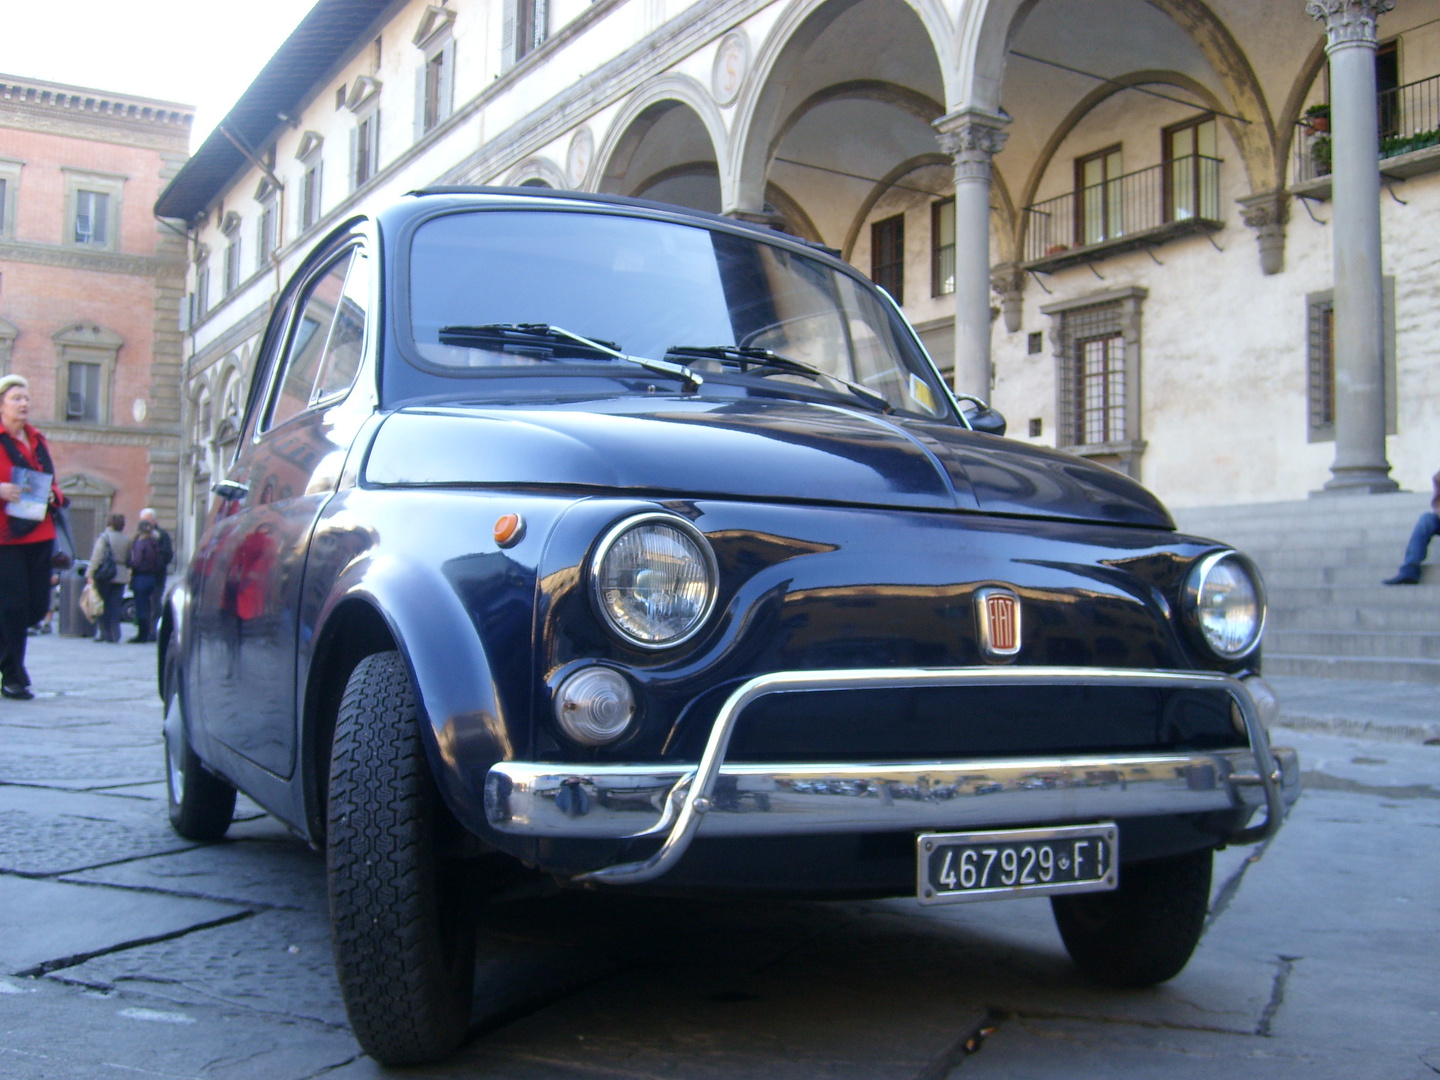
xmin=364 ymin=397 xmax=1173 ymax=527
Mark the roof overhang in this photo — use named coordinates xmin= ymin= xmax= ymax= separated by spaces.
xmin=153 ymin=0 xmax=399 ymax=223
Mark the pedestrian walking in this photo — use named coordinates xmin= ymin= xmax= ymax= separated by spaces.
xmin=0 ymin=374 xmax=69 ymax=698
xmin=137 ymin=507 xmax=172 ymax=639
xmin=1383 ymin=470 xmax=1440 ymax=585
xmin=127 ymin=519 xmax=162 ymax=643
xmin=87 ymin=514 xmax=132 ymax=643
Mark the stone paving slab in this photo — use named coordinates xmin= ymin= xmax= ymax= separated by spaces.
xmin=0 ymin=783 xmax=199 ymax=877
xmin=0 ymin=972 xmax=359 ymax=1080
xmin=62 ymin=836 xmax=328 ymax=913
xmin=54 ymin=905 xmax=350 ymax=1028
xmin=0 ymin=876 xmax=246 ymax=976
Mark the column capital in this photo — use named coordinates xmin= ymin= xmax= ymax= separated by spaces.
xmin=1237 ymin=190 xmax=1290 ymax=275
xmin=936 ymin=108 xmax=1010 ymax=185
xmin=1306 ymin=0 xmax=1394 ymax=51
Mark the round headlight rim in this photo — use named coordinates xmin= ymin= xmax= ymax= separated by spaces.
xmin=1181 ymin=549 xmax=1267 ymax=662
xmin=589 ymin=511 xmax=719 ymax=652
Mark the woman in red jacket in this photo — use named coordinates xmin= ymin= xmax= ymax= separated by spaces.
xmin=0 ymin=374 xmax=67 ymax=699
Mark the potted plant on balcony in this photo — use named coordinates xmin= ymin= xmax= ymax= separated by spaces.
xmin=1303 ymin=103 xmax=1330 ymax=134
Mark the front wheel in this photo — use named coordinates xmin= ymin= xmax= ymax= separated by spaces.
xmin=1051 ymin=848 xmax=1213 ymax=987
xmin=327 ymin=651 xmax=477 ymax=1066
xmin=163 ymin=640 xmax=236 ymax=840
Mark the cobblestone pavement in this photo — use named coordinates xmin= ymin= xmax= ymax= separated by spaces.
xmin=1 ymin=634 xmax=1437 ymax=1079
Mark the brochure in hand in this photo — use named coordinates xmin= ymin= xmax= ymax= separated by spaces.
xmin=6 ymin=467 xmax=52 ymax=521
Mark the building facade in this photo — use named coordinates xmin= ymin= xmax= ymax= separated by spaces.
xmin=158 ymin=0 xmax=1437 ymax=556
xmin=0 ymin=74 xmax=191 ymax=555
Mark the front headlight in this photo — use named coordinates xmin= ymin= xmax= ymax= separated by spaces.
xmin=1183 ymin=551 xmax=1266 ymax=660
xmin=591 ymin=513 xmax=718 ymax=649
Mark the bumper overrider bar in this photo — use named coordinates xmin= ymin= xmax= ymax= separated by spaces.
xmin=483 ymin=667 xmax=1301 ymax=885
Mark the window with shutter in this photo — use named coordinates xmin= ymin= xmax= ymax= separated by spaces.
xmin=870 ymin=214 xmax=904 ymax=305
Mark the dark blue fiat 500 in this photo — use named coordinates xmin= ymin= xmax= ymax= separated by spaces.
xmin=161 ymin=188 xmax=1300 ymax=1065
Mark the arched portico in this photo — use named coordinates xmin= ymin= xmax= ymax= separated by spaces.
xmin=504 ymin=157 xmax=568 ymax=189
xmin=595 ymin=77 xmax=728 ymax=212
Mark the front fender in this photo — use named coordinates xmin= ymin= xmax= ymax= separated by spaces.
xmin=306 ymin=554 xmax=514 ymax=840
xmin=297 ymin=488 xmax=569 ymax=849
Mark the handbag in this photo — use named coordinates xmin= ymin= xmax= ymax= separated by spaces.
xmin=92 ymin=535 xmax=117 ymax=583
xmin=51 ymin=504 xmax=76 ymax=570
xmin=80 ymin=581 xmax=105 ymax=622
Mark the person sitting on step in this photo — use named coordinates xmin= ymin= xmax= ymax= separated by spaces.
xmin=1383 ymin=470 xmax=1440 ymax=585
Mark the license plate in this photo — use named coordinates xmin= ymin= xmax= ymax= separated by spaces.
xmin=917 ymin=823 xmax=1118 ymax=905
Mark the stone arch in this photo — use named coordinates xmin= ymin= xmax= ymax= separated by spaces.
xmin=1008 ymin=69 xmax=1239 ymax=262
xmin=596 ymin=75 xmax=728 ymax=208
xmin=504 ymin=156 xmax=568 ymax=189
xmin=58 ymin=472 xmax=117 ymax=557
xmin=213 ymin=356 xmax=245 ymax=447
xmin=728 ymin=0 xmax=954 ymax=213
xmin=768 ymin=80 xmax=945 ymax=166
xmin=952 ymin=0 xmax=1042 ymax=112
xmin=840 ymin=152 xmax=951 ymax=260
xmin=763 ymin=182 xmax=824 ymax=243
xmin=1274 ymin=35 xmax=1330 ymax=187
xmin=960 ymin=0 xmax=1278 ymax=188
xmin=1144 ymin=0 xmax=1277 ymax=190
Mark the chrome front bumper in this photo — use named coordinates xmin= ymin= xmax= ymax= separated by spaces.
xmin=484 ymin=667 xmax=1300 ymax=885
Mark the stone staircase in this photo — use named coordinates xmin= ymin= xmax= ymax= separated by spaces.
xmin=1172 ymin=492 xmax=1440 ymax=684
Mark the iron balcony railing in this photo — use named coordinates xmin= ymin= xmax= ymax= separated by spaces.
xmin=1023 ymin=155 xmax=1222 ymax=264
xmin=1293 ymin=72 xmax=1440 ymax=184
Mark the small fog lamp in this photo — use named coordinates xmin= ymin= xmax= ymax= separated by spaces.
xmin=554 ymin=667 xmax=635 ymax=746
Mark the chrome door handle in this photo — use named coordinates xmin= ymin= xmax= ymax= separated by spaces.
xmin=211 ymin=479 xmax=249 ymax=501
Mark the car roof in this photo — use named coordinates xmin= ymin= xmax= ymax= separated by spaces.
xmin=398 ymin=186 xmax=845 ymax=261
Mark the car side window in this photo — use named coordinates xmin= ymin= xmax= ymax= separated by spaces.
xmin=263 ymin=247 xmax=367 ymax=431
xmin=310 ymin=249 xmax=370 ymax=405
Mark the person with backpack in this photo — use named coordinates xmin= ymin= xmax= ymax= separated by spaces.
xmin=87 ymin=514 xmax=131 ymax=643
xmin=138 ymin=507 xmax=173 ymax=639
xmin=128 ymin=519 xmax=162 ymax=643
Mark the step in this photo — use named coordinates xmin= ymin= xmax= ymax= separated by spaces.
xmin=1265 ymin=605 xmax=1440 ymax=633
xmin=1172 ymin=491 xmax=1432 ymax=527
xmin=1261 ymin=563 xmax=1440 ymax=588
xmin=1264 ymin=629 xmax=1440 ymax=660
xmin=1237 ymin=544 xmax=1423 ymax=571
xmin=1264 ymin=653 xmax=1440 ymax=684
xmin=1263 ymin=580 xmax=1440 ymax=609
xmin=1185 ymin=523 xmax=1435 ymax=552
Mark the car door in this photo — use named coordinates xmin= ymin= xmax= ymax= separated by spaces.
xmin=191 ymin=237 xmax=373 ymax=778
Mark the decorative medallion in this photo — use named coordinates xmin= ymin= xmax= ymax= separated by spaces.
xmin=711 ymin=31 xmax=749 ymax=107
xmin=975 ymin=587 xmax=1022 ymax=660
xmin=567 ymin=127 xmax=594 ymax=188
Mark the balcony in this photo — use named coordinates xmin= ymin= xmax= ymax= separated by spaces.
xmin=1292 ymin=72 xmax=1440 ymax=198
xmin=1022 ymin=155 xmax=1223 ymax=273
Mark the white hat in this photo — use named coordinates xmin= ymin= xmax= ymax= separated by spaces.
xmin=0 ymin=374 xmax=29 ymax=398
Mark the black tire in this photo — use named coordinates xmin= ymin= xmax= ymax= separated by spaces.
xmin=327 ymin=651 xmax=477 ymax=1066
xmin=163 ymin=640 xmax=236 ymax=841
xmin=1051 ymin=848 xmax=1213 ymax=988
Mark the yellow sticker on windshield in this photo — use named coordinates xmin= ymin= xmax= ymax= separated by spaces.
xmin=909 ymin=373 xmax=936 ymax=414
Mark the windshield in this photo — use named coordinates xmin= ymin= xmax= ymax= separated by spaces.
xmin=406 ymin=209 xmax=950 ymax=418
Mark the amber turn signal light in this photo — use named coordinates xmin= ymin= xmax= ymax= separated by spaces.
xmin=494 ymin=513 xmax=525 ymax=547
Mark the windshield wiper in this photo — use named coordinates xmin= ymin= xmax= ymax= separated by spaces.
xmin=665 ymin=344 xmax=892 ymax=413
xmin=439 ymin=323 xmax=702 ymax=389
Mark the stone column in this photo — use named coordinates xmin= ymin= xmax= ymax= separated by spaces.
xmin=1308 ymin=0 xmax=1398 ymax=493
xmin=935 ymin=107 xmax=1009 ymax=399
